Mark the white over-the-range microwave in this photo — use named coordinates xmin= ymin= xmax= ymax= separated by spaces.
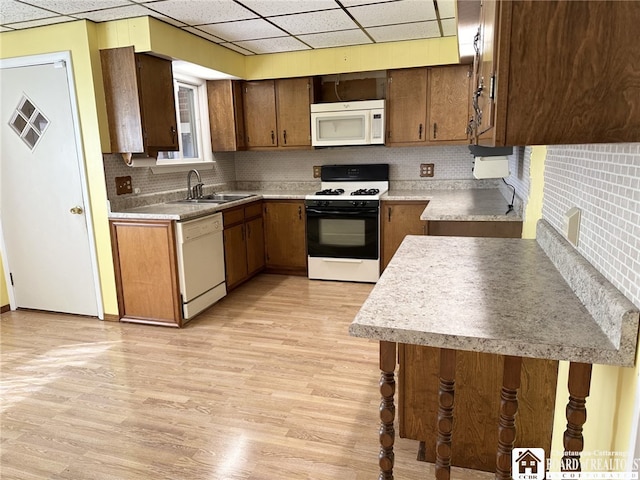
xmin=310 ymin=99 xmax=385 ymax=147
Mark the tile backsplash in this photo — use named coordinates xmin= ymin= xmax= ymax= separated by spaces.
xmin=542 ymin=143 xmax=640 ymax=308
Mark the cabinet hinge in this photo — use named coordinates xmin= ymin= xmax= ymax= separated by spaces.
xmin=9 ymin=272 xmax=13 ymax=286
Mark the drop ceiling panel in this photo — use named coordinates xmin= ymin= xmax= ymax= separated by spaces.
xmin=269 ymin=8 xmax=358 ymax=35
xmin=5 ymin=15 xmax=76 ymax=29
xmin=78 ymin=4 xmax=173 ymax=23
xmin=298 ymin=29 xmax=372 ymax=49
xmin=238 ymin=0 xmax=339 ymax=17
xmin=235 ymin=36 xmax=311 ymax=54
xmin=198 ymin=18 xmax=286 ymax=42
xmin=182 ymin=26 xmax=224 ymax=43
xmin=441 ymin=17 xmax=457 ymax=36
xmin=20 ymin=0 xmax=132 ymax=15
xmin=149 ymin=0 xmax=257 ymax=24
xmin=436 ymin=0 xmax=457 ymax=19
xmin=1 ymin=0 xmax=54 ymax=24
xmin=347 ymin=0 xmax=437 ymax=27
xmin=368 ymin=20 xmax=441 ymax=42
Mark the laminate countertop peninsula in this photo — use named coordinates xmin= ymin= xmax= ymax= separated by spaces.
xmin=349 ymin=219 xmax=639 ymax=480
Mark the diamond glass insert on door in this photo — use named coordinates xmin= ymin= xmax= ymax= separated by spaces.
xmin=9 ymin=95 xmax=50 ymax=150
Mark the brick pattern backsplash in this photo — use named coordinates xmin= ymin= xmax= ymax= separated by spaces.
xmin=542 ymin=143 xmax=640 ymax=308
xmin=103 ymin=152 xmax=237 ymax=200
xmin=234 ymin=145 xmax=476 ymax=182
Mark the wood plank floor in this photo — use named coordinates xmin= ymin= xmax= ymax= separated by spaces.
xmin=1 ymin=274 xmax=492 ymax=480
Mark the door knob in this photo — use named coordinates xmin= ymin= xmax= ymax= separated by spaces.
xmin=70 ymin=206 xmax=84 ymax=215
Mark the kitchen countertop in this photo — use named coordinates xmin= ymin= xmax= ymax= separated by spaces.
xmin=110 ymin=187 xmax=520 ymax=222
xmin=384 ymin=188 xmax=521 ymax=221
xmin=108 ymin=191 xmax=309 ymax=221
xmin=349 ymin=219 xmax=639 ymax=366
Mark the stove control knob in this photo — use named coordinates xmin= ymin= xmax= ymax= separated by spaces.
xmin=360 ymin=201 xmax=367 ymax=207
xmin=351 ymin=201 xmax=358 ymax=206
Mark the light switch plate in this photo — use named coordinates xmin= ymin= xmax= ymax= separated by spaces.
xmin=115 ymin=175 xmax=132 ymax=195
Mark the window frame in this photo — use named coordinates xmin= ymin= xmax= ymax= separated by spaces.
xmin=154 ymin=72 xmax=213 ymax=169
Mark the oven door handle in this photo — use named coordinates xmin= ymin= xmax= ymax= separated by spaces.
xmin=306 ymin=208 xmax=379 ymax=216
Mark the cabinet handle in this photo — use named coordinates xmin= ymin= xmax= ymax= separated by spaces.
xmin=433 ymin=122 xmax=437 ymax=139
xmin=388 ymin=207 xmax=392 ymax=222
xmin=271 ymin=130 xmax=275 ymax=144
xmin=418 ymin=123 xmax=423 ymax=139
xmin=170 ymin=126 xmax=177 ymax=142
xmin=283 ymin=130 xmax=287 ymax=145
xmin=298 ymin=206 xmax=302 ymax=220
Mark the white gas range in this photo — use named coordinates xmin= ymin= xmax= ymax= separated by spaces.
xmin=305 ymin=164 xmax=389 ymax=283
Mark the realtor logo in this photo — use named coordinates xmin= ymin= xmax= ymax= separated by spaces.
xmin=513 ymin=448 xmax=545 ymax=480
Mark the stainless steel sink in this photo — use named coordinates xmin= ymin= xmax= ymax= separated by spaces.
xmin=167 ymin=193 xmax=256 ymax=205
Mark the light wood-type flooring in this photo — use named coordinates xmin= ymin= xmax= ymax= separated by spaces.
xmin=1 ymin=274 xmax=492 ymax=480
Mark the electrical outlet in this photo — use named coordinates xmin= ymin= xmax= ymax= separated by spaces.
xmin=313 ymin=166 xmax=322 ymax=178
xmin=115 ymin=175 xmax=133 ymax=195
xmin=420 ymin=163 xmax=434 ymax=177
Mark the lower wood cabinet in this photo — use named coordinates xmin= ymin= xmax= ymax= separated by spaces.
xmin=426 ymin=219 xmax=523 ymax=238
xmin=109 ymin=218 xmax=182 ymax=327
xmin=380 ymin=200 xmax=429 ymax=271
xmin=263 ymin=200 xmax=307 ymax=275
xmin=223 ymin=201 xmax=265 ymax=291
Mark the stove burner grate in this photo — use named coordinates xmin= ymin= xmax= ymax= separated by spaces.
xmin=350 ymin=188 xmax=380 ymax=196
xmin=315 ymin=188 xmax=345 ymax=196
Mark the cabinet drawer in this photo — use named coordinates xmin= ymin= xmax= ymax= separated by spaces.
xmin=223 ymin=207 xmax=245 ymax=227
xmin=244 ymin=201 xmax=262 ymax=219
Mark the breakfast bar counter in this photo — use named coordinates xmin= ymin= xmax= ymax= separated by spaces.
xmin=349 ymin=220 xmax=639 ymax=479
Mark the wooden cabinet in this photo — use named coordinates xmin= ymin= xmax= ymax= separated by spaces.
xmin=386 ymin=66 xmax=471 ymax=146
xmin=109 ymin=219 xmax=182 ymax=327
xmin=243 ymin=77 xmax=315 ymax=150
xmin=472 ymin=0 xmax=640 ymax=146
xmin=380 ymin=201 xmax=429 ymax=271
xmin=263 ymin=200 xmax=307 ymax=275
xmin=207 ymin=80 xmax=246 ymax=152
xmin=386 ymin=68 xmax=428 ymax=145
xmin=427 ymin=65 xmax=472 ymax=143
xmin=223 ymin=201 xmax=265 ymax=291
xmin=426 ymin=219 xmax=522 ymax=238
xmin=100 ymin=46 xmax=178 ymax=155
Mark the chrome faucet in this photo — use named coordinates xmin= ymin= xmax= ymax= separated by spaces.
xmin=186 ymin=169 xmax=203 ymax=199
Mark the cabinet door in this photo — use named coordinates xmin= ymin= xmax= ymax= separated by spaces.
xmin=207 ymin=80 xmax=246 ymax=151
xmin=428 ymin=65 xmax=471 ymax=143
xmin=475 ymin=0 xmax=499 ymax=140
xmin=246 ymin=216 xmax=265 ymax=276
xmin=136 ymin=53 xmax=179 ymax=151
xmin=276 ymin=77 xmax=312 ymax=147
xmin=110 ymin=219 xmax=181 ymax=325
xmin=263 ymin=201 xmax=307 ymax=273
xmin=386 ymin=68 xmax=428 ymax=144
xmin=244 ymin=80 xmax=278 ymax=148
xmin=381 ymin=202 xmax=428 ymax=271
xmin=223 ymin=223 xmax=248 ymax=290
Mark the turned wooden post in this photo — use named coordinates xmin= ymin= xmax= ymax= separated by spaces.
xmin=562 ymin=362 xmax=593 ymax=472
xmin=436 ymin=348 xmax=456 ymax=480
xmin=495 ymin=355 xmax=523 ymax=480
xmin=379 ymin=341 xmax=397 ymax=480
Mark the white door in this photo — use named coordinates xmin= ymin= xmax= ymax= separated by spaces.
xmin=0 ymin=56 xmax=99 ymax=316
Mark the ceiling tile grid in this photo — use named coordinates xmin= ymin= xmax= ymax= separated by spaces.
xmin=1 ymin=0 xmax=458 ymax=56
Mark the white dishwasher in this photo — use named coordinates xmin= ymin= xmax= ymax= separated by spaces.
xmin=175 ymin=213 xmax=226 ymax=321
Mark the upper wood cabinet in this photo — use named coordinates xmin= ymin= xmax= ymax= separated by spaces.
xmin=472 ymin=0 xmax=640 ymax=146
xmin=243 ymin=77 xmax=315 ymax=150
xmin=100 ymin=46 xmax=178 ymax=155
xmin=427 ymin=65 xmax=472 ymax=143
xmin=386 ymin=65 xmax=471 ymax=146
xmin=386 ymin=68 xmax=428 ymax=145
xmin=207 ymin=80 xmax=246 ymax=152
